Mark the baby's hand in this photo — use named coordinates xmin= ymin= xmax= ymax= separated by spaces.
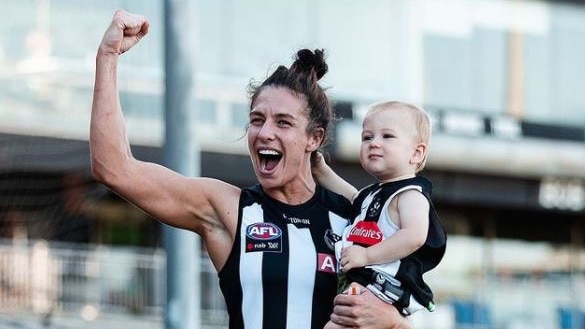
xmin=340 ymin=245 xmax=368 ymax=272
xmin=311 ymin=151 xmax=330 ymax=179
xmin=311 ymin=150 xmax=325 ymax=169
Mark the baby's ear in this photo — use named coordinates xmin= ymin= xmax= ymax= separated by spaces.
xmin=411 ymin=143 xmax=427 ymax=164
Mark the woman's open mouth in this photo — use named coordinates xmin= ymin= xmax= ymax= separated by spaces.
xmin=258 ymin=149 xmax=283 ymax=172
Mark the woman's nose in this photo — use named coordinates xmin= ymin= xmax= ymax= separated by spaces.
xmin=258 ymin=121 xmax=276 ymax=140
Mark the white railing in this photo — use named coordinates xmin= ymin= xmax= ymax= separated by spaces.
xmin=2 ymin=238 xmax=584 ymax=329
xmin=0 ymin=238 xmax=228 ymax=328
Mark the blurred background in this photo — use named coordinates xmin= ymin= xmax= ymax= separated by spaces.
xmin=1 ymin=0 xmax=584 ymax=328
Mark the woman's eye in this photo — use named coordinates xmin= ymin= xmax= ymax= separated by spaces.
xmin=249 ymin=118 xmax=263 ymax=125
xmin=277 ymin=120 xmax=291 ymax=126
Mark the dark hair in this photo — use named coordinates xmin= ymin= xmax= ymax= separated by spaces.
xmin=248 ymin=49 xmax=335 ymax=149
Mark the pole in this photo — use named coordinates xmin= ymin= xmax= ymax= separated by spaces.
xmin=163 ymin=0 xmax=200 ymax=328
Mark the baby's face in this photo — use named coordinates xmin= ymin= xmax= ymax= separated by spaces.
xmin=360 ymin=108 xmax=420 ymax=182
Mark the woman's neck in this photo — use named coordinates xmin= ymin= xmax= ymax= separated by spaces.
xmin=264 ymin=176 xmax=316 ymax=205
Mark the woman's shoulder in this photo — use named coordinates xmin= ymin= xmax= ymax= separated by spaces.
xmin=318 ymin=185 xmax=353 ymax=217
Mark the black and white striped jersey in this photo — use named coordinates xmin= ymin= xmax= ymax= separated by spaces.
xmin=218 ymin=184 xmax=351 ymax=329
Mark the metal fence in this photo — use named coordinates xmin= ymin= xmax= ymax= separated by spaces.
xmin=0 ymin=238 xmax=228 ymax=327
xmin=2 ymin=238 xmax=584 ymax=329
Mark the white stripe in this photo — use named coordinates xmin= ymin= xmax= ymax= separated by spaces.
xmin=379 ymin=185 xmax=423 ymax=233
xmin=286 ymin=224 xmax=316 ymax=329
xmin=329 ymin=211 xmax=350 ymax=236
xmin=330 ymin=212 xmax=351 ymax=268
xmin=240 ymin=203 xmax=264 ymax=328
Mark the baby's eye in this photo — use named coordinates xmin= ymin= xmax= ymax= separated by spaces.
xmin=383 ymin=133 xmax=394 ymax=139
xmin=362 ymin=135 xmax=373 ymax=141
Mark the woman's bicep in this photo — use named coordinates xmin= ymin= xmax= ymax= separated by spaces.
xmin=106 ymin=158 xmax=239 ymax=235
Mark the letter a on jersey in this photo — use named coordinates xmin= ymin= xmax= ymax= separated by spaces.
xmin=318 ymin=253 xmax=336 ymax=274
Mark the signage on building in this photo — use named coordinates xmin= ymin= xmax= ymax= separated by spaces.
xmin=539 ymin=177 xmax=585 ymax=212
xmin=428 ymin=108 xmax=585 ymax=142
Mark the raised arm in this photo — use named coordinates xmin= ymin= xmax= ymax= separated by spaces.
xmin=89 ymin=11 xmax=239 ymax=267
xmin=312 ymin=152 xmax=358 ymax=201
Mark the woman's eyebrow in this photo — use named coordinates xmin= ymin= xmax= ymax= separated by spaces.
xmin=274 ymin=112 xmax=296 ymax=121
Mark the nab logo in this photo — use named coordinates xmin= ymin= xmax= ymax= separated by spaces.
xmin=246 ymin=222 xmax=282 ymax=240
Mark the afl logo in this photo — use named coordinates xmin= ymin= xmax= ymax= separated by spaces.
xmin=246 ymin=222 xmax=282 ymax=240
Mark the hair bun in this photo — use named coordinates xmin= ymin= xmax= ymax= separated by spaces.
xmin=292 ymin=48 xmax=328 ymax=80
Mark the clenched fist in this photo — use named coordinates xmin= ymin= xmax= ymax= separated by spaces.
xmin=99 ymin=10 xmax=149 ymax=56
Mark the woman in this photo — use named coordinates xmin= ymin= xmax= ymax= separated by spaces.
xmin=90 ymin=10 xmax=410 ymax=329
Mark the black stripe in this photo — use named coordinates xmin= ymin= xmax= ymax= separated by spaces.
xmin=308 ymin=195 xmax=337 ymax=328
xmin=218 ymin=189 xmax=249 ymax=329
xmin=262 ymin=202 xmax=289 ymax=329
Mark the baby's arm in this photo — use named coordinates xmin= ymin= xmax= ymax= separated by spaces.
xmin=312 ymin=152 xmax=358 ymax=201
xmin=340 ymin=190 xmax=429 ymax=272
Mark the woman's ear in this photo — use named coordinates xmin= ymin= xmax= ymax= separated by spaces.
xmin=307 ymin=128 xmax=325 ymax=152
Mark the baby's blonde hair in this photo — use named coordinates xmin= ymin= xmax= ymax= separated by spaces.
xmin=366 ymin=101 xmax=431 ymax=172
